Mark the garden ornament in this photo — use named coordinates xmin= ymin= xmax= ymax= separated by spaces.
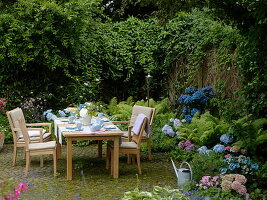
xmin=171 ymin=159 xmax=193 ymax=186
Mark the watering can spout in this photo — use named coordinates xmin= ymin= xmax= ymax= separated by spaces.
xmin=171 ymin=158 xmax=179 ymax=179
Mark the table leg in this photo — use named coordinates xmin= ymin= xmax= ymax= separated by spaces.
xmin=56 ymin=138 xmax=61 ymax=159
xmin=67 ymin=138 xmax=73 ymax=180
xmin=113 ymin=136 xmax=119 ymax=178
xmin=98 ymin=140 xmax=102 ymax=158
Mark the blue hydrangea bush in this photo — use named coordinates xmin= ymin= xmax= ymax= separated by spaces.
xmin=178 ymin=86 xmax=214 ymax=123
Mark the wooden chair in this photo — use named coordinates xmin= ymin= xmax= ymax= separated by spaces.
xmin=18 ymin=118 xmax=57 ymax=177
xmin=106 ymin=116 xmax=148 ymax=175
xmin=6 ymin=108 xmax=52 ymax=166
xmin=113 ymin=105 xmax=156 ymax=160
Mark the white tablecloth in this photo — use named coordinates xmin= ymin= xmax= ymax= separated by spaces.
xmin=54 ymin=118 xmax=118 ymax=144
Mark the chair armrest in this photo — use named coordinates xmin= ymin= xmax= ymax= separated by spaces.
xmin=26 ymin=128 xmax=43 ymax=141
xmin=13 ymin=128 xmax=21 ymax=132
xmin=112 ymin=121 xmax=130 ymax=124
xmin=128 ymin=126 xmax=133 ymax=142
xmin=26 ymin=123 xmax=52 ymax=134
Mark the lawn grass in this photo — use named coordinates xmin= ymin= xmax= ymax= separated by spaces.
xmin=0 ymin=144 xmax=176 ymax=200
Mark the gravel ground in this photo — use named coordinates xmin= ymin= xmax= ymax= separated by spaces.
xmin=0 ymin=144 xmax=176 ymax=200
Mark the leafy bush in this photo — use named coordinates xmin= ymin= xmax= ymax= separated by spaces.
xmin=230 ymin=115 xmax=267 ymax=159
xmin=122 ymin=186 xmax=189 ymax=200
xmin=176 ymin=112 xmax=230 ymax=147
xmin=190 ymin=151 xmax=226 ymax=182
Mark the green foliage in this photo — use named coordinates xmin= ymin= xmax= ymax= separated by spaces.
xmin=169 ymin=146 xmax=195 ymax=162
xmin=122 ymin=186 xmax=189 ymax=200
xmin=0 ymin=114 xmax=12 ymax=144
xmin=176 ymin=112 xmax=230 ymax=147
xmin=190 ymin=151 xmax=226 ymax=182
xmin=230 ymin=115 xmax=267 ymax=159
xmin=0 ymin=0 xmax=103 ymax=109
xmin=197 ymin=187 xmax=244 ymax=200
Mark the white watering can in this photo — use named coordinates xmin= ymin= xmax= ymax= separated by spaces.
xmin=171 ymin=159 xmax=193 ymax=186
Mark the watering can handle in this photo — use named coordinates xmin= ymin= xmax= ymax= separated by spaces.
xmin=171 ymin=159 xmax=179 ymax=179
xmin=179 ymin=162 xmax=193 ymax=180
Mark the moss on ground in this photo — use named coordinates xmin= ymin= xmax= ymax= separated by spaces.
xmin=0 ymin=144 xmax=176 ymax=200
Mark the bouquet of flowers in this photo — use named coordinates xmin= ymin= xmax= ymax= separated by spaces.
xmin=78 ymin=102 xmax=101 ymax=117
xmin=178 ymin=86 xmax=214 ymax=123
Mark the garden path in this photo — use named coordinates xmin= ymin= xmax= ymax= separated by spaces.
xmin=0 ymin=144 xmax=176 ymax=199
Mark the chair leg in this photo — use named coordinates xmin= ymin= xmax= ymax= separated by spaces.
xmin=106 ymin=145 xmax=110 ymax=170
xmin=23 ymin=147 xmax=26 ymax=159
xmin=12 ymin=145 xmax=17 ymax=166
xmin=25 ymin=152 xmax=30 ymax=177
xmin=136 ymin=153 xmax=142 ymax=174
xmin=40 ymin=155 xmax=44 ymax=167
xmin=131 ymin=154 xmax=136 ymax=165
xmin=127 ymin=154 xmax=131 ymax=164
xmin=147 ymin=139 xmax=152 ymax=160
xmin=53 ymin=151 xmax=57 ymax=176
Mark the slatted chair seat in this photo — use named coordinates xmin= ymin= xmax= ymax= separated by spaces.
xmin=29 ymin=141 xmax=56 ymax=151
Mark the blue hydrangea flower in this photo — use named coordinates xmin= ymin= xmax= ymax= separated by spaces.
xmin=220 ymin=134 xmax=233 ymax=144
xmin=192 ymin=91 xmax=204 ymax=100
xmin=58 ymin=110 xmax=66 ymax=117
xmin=162 ymin=125 xmax=175 ymax=137
xmin=43 ymin=109 xmax=52 ymax=117
xmin=251 ymin=163 xmax=259 ymax=170
xmin=173 ymin=118 xmax=182 ymax=127
xmin=169 ymin=118 xmax=174 ymax=122
xmin=213 ymin=144 xmax=225 ymax=153
xmin=191 ymin=108 xmax=201 ymax=116
xmin=219 ymin=168 xmax=228 ymax=174
xmin=178 ymin=95 xmax=189 ymax=104
xmin=46 ymin=112 xmax=57 ymax=121
xmin=201 ymin=86 xmax=213 ymax=92
xmin=182 ymin=106 xmax=188 ymax=114
xmin=185 ymin=87 xmax=197 ymax=95
xmin=197 ymin=146 xmax=208 ymax=153
xmin=229 ymin=163 xmax=240 ymax=170
xmin=184 ymin=114 xmax=192 ymax=123
xmin=200 ymin=96 xmax=209 ymax=103
xmin=184 ymin=96 xmax=194 ymax=104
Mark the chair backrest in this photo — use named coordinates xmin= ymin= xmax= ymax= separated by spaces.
xmin=129 ymin=105 xmax=156 ymax=136
xmin=18 ymin=118 xmax=30 ymax=150
xmin=131 ymin=117 xmax=148 ymax=147
xmin=6 ymin=108 xmax=26 ymax=141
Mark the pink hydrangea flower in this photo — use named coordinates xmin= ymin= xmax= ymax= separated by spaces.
xmin=224 ymin=154 xmax=231 ymax=158
xmin=230 ymin=146 xmax=240 ymax=153
xmin=236 ymin=185 xmax=247 ymax=195
xmin=234 ymin=174 xmax=247 ymax=185
xmin=224 ymin=146 xmax=231 ymax=151
xmin=221 ymin=180 xmax=232 ymax=192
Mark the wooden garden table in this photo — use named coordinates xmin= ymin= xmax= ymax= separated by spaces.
xmin=56 ymin=119 xmax=123 ymax=180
